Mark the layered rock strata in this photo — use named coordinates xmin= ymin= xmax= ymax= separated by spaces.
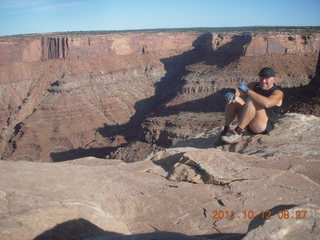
xmin=0 ymin=29 xmax=319 ymax=161
xmin=0 ymin=32 xmax=205 ymax=161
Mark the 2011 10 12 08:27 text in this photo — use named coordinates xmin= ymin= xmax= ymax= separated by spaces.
xmin=211 ymin=210 xmax=308 ymax=220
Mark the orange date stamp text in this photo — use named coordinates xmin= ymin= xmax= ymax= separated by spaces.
xmin=211 ymin=209 xmax=308 ymax=220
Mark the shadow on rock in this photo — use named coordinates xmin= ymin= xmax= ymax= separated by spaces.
xmin=247 ymin=204 xmax=297 ymax=232
xmin=151 ymin=152 xmax=185 ymax=179
xmin=86 ymin=231 xmax=244 ymax=240
xmin=197 ymin=233 xmax=244 ymax=240
xmin=33 ymin=218 xmax=119 ymax=240
xmin=50 ymin=146 xmax=119 ymax=162
xmin=172 ymin=136 xmax=218 ymax=149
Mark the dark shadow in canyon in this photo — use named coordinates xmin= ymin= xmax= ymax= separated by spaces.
xmin=50 ymin=146 xmax=119 ymax=162
xmin=150 ymin=87 xmax=231 ymax=117
xmin=98 ymin=32 xmax=214 ymax=139
xmin=51 ymin=33 xmax=252 ymax=161
xmin=281 ymin=81 xmax=320 ymax=115
xmin=281 ymin=51 xmax=320 ymax=115
xmin=205 ymin=34 xmax=252 ymax=67
xmin=33 ymin=218 xmax=118 ymax=240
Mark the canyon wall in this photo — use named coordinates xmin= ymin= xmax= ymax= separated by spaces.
xmin=0 ymin=32 xmax=206 ymax=161
xmin=0 ymin=30 xmax=319 ymax=161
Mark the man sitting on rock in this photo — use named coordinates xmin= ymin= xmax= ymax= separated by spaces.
xmin=219 ymin=67 xmax=284 ymax=144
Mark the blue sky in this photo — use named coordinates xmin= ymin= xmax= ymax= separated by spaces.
xmin=1 ymin=0 xmax=320 ymax=36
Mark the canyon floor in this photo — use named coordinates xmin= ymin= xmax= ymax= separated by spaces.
xmin=0 ymin=113 xmax=319 ymax=240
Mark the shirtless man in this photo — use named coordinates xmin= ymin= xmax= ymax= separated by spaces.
xmin=219 ymin=67 xmax=284 ymax=144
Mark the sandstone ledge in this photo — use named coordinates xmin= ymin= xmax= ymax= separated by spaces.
xmin=0 ymin=113 xmax=319 ymax=240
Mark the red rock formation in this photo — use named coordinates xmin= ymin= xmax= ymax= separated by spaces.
xmin=41 ymin=37 xmax=69 ymax=60
xmin=0 ymin=30 xmax=319 ymax=161
xmin=245 ymin=33 xmax=320 ymax=56
xmin=0 ymin=32 xmax=206 ymax=161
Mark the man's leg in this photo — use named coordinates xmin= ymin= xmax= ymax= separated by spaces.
xmin=222 ymin=98 xmax=268 ymax=143
xmin=239 ymin=98 xmax=268 ymax=133
xmin=225 ymin=98 xmax=245 ymax=126
xmin=221 ymin=97 xmax=245 ymax=136
xmin=216 ymin=97 xmax=246 ymax=145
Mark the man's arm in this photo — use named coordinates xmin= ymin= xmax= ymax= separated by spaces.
xmin=247 ymin=89 xmax=283 ymax=108
xmin=233 ymin=82 xmax=257 ymax=102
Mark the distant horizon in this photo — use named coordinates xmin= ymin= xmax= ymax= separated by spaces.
xmin=2 ymin=25 xmax=320 ymax=38
xmin=1 ymin=0 xmax=320 ymax=37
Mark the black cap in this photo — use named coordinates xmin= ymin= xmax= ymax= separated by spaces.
xmin=258 ymin=67 xmax=276 ymax=77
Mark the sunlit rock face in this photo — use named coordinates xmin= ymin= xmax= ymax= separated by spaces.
xmin=0 ymin=32 xmax=204 ymax=161
xmin=0 ymin=29 xmax=319 ymax=161
xmin=0 ymin=113 xmax=319 ymax=240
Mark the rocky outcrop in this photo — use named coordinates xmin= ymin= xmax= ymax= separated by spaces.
xmin=0 ymin=113 xmax=319 ymax=240
xmin=41 ymin=37 xmax=69 ymax=60
xmin=244 ymin=33 xmax=320 ymax=56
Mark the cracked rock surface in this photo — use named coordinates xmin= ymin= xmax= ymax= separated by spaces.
xmin=0 ymin=113 xmax=319 ymax=240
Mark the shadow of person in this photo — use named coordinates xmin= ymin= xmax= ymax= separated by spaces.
xmin=91 ymin=231 xmax=244 ymax=240
xmin=32 ymin=217 xmax=244 ymax=240
xmin=33 ymin=218 xmax=119 ymax=240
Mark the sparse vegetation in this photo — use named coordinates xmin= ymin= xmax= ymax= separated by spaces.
xmin=1 ymin=26 xmax=320 ymax=39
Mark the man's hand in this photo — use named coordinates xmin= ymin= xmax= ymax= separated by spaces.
xmin=225 ymin=92 xmax=235 ymax=101
xmin=237 ymin=82 xmax=249 ymax=93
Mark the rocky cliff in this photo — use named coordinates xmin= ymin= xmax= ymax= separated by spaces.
xmin=0 ymin=29 xmax=319 ymax=161
xmin=0 ymin=113 xmax=319 ymax=240
xmin=0 ymin=31 xmax=209 ymax=161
